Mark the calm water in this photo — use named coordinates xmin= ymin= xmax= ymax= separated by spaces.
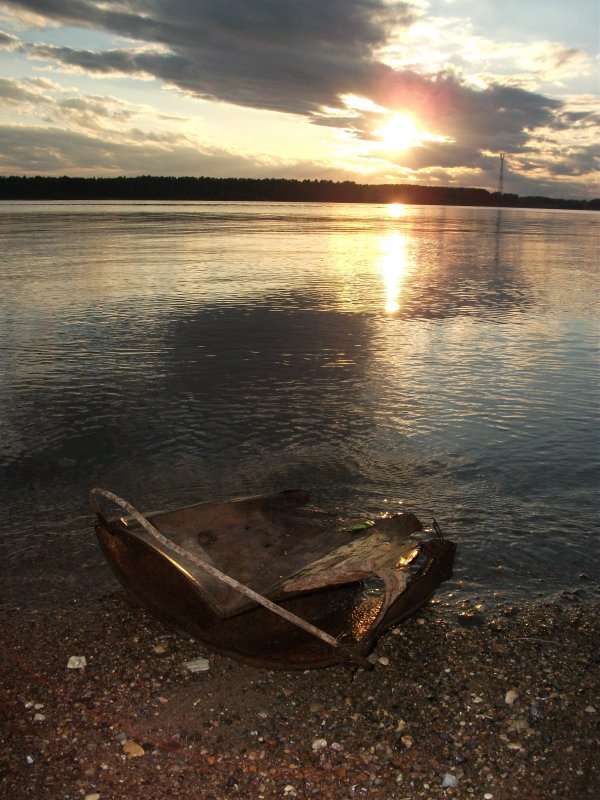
xmin=1 ymin=201 xmax=598 ymax=610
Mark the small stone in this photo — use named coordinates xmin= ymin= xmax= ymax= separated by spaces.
xmin=311 ymin=738 xmax=327 ymax=752
xmin=153 ymin=645 xmax=167 ymax=654
xmin=34 ymin=703 xmax=44 ymax=710
xmin=441 ymin=773 xmax=459 ymax=788
xmin=182 ymin=658 xmax=210 ymax=672
xmin=484 ymin=794 xmax=494 ymax=800
xmin=584 ymin=705 xmax=597 ymax=713
xmin=122 ymin=740 xmax=145 ymax=758
xmin=507 ymin=719 xmax=529 ymax=732
xmin=26 ymin=755 xmax=34 ymax=765
xmin=330 ymin=741 xmax=344 ymax=751
xmin=33 ymin=713 xmax=46 ymax=722
xmin=85 ymin=794 xmax=101 ymax=800
xmin=67 ymin=656 xmax=87 ymax=669
xmin=505 ymin=688 xmax=519 ymax=705
xmin=283 ymin=786 xmax=296 ymax=796
xmin=400 ymin=735 xmax=414 ymax=749
xmin=395 ymin=719 xmax=407 ymax=733
xmin=378 ymin=656 xmax=390 ymax=666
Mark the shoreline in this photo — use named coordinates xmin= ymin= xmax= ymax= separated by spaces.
xmin=1 ymin=590 xmax=598 ymax=799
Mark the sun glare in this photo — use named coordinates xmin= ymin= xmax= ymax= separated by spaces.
xmin=377 ymin=113 xmax=420 ymax=151
xmin=388 ymin=203 xmax=405 ymax=218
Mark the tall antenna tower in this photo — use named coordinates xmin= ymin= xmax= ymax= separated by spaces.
xmin=497 ymin=152 xmax=506 ymax=194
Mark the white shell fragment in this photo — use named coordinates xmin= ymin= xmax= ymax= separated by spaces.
xmin=183 ymin=657 xmax=210 ymax=672
xmin=442 ymin=773 xmax=459 ymax=788
xmin=311 ymin=738 xmax=328 ymax=752
xmin=67 ymin=656 xmax=87 ymax=669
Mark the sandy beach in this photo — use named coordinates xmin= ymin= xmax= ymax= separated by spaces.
xmin=1 ymin=587 xmax=598 ymax=800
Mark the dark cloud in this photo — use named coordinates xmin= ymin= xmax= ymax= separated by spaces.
xmin=5 ymin=1 xmax=572 ymax=150
xmin=2 ymin=0 xmax=414 ymax=115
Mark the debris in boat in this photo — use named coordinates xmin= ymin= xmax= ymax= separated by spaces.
xmin=183 ymin=657 xmax=210 ymax=672
xmin=66 ymin=655 xmax=87 ymax=669
xmin=90 ymin=487 xmax=456 ymax=670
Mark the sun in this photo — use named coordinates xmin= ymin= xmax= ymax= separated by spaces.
xmin=376 ymin=113 xmax=421 ymax=151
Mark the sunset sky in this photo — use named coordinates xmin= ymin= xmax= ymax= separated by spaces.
xmin=0 ymin=0 xmax=598 ymax=198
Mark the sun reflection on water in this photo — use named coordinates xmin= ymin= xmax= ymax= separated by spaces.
xmin=378 ymin=231 xmax=413 ymax=314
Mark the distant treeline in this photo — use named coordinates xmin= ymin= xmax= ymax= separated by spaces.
xmin=0 ymin=175 xmax=597 ymax=210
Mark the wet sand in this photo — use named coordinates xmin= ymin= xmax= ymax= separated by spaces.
xmin=1 ymin=590 xmax=598 ymax=799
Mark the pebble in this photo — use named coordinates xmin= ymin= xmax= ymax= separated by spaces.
xmin=505 ymin=688 xmax=520 ymax=705
xmin=153 ymin=645 xmax=167 ymax=654
xmin=67 ymin=656 xmax=87 ymax=669
xmin=84 ymin=794 xmax=101 ymax=800
xmin=311 ymin=738 xmax=327 ymax=752
xmin=183 ymin=658 xmax=210 ymax=672
xmin=507 ymin=719 xmax=529 ymax=731
xmin=484 ymin=794 xmax=494 ymax=800
xmin=122 ymin=740 xmax=145 ymax=758
xmin=441 ymin=773 xmax=459 ymax=788
xmin=378 ymin=656 xmax=390 ymax=666
xmin=33 ymin=713 xmax=46 ymax=722
xmin=400 ymin=735 xmax=414 ymax=749
xmin=584 ymin=705 xmax=596 ymax=713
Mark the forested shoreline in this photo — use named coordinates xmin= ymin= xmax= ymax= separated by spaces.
xmin=0 ymin=175 xmax=597 ymax=209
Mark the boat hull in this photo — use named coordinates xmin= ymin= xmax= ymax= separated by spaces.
xmin=94 ymin=490 xmax=456 ymax=669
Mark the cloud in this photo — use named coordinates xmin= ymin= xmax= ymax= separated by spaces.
xmin=1 ymin=0 xmax=415 ymax=115
xmin=0 ymin=1 xmax=597 ymax=196
xmin=1 ymin=2 xmax=574 ymax=146
xmin=0 ymin=120 xmax=369 ymax=182
xmin=0 ymin=27 xmax=19 ymax=48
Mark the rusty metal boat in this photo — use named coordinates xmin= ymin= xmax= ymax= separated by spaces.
xmin=91 ymin=488 xmax=455 ymax=669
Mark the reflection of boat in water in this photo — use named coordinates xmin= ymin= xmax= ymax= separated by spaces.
xmin=91 ymin=488 xmax=456 ymax=669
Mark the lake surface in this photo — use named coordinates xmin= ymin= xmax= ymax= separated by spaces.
xmin=1 ymin=201 xmax=598 ymax=611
